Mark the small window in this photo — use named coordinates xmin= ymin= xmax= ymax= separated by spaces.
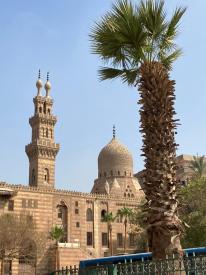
xmin=75 ymin=201 xmax=78 ymax=207
xmin=118 ymin=171 xmax=120 ymax=176
xmin=99 ymin=173 xmax=101 ymax=178
xmin=43 ymin=102 xmax=46 ymax=114
xmin=116 ymin=213 xmax=123 ymax=223
xmin=128 ymin=193 xmax=131 ymax=198
xmin=44 ymin=168 xmax=49 ymax=183
xmin=58 ymin=210 xmax=62 ymax=219
xmin=34 ymin=200 xmax=38 ymax=208
xmin=48 ymin=108 xmax=50 ymax=115
xmin=117 ymin=233 xmax=123 ymax=247
xmin=75 ymin=209 xmax=79 ymax=214
xmin=124 ymin=193 xmax=126 ymax=197
xmin=86 ymin=208 xmax=93 ymax=222
xmin=39 ymin=107 xmax=42 ymax=113
xmin=8 ymin=200 xmax=14 ymax=211
xmin=22 ymin=199 xmax=26 ymax=208
xmin=76 ymin=222 xmax=80 ymax=228
xmin=28 ymin=199 xmax=32 ymax=208
xmin=87 ymin=232 xmax=93 ymax=246
xmin=124 ymin=171 xmax=127 ymax=176
xmin=131 ymin=194 xmax=134 ymax=198
xmin=102 ymin=233 xmax=108 ymax=247
xmin=46 ymin=129 xmax=49 ymax=138
xmin=110 ymin=170 xmax=113 ymax=176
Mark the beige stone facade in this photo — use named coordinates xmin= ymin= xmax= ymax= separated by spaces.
xmin=0 ymin=76 xmax=144 ymax=275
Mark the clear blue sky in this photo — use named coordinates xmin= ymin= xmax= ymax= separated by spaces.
xmin=0 ymin=0 xmax=205 ymax=192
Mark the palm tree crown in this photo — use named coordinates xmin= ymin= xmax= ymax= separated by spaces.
xmin=190 ymin=155 xmax=206 ymax=179
xmin=50 ymin=225 xmax=64 ymax=243
xmin=90 ymin=0 xmax=186 ymax=84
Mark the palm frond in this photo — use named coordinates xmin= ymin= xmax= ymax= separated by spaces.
xmin=99 ymin=67 xmax=138 ymax=85
xmin=166 ymin=6 xmax=186 ymax=39
xmin=160 ymin=48 xmax=182 ymax=70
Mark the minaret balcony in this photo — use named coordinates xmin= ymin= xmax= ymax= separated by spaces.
xmin=29 ymin=114 xmax=57 ymax=126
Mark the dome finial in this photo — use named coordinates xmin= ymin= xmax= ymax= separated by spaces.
xmin=36 ymin=69 xmax=43 ymax=96
xmin=44 ymin=72 xmax=52 ymax=97
xmin=113 ymin=125 xmax=116 ymax=139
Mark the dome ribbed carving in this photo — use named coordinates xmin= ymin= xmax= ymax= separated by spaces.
xmin=98 ymin=137 xmax=133 ymax=178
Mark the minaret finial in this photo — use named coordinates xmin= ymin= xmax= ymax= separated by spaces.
xmin=36 ymin=69 xmax=43 ymax=96
xmin=113 ymin=125 xmax=116 ymax=138
xmin=44 ymin=72 xmax=51 ymax=97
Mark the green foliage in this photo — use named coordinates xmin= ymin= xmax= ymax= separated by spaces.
xmin=50 ymin=225 xmax=64 ymax=243
xmin=179 ymin=178 xmax=206 ymax=248
xmin=102 ymin=212 xmax=116 ymax=224
xmin=117 ymin=207 xmax=134 ymax=223
xmin=190 ymin=154 xmax=206 ymax=179
xmin=90 ymin=0 xmax=186 ymax=85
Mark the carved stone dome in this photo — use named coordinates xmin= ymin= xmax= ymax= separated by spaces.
xmin=98 ymin=137 xmax=133 ymax=178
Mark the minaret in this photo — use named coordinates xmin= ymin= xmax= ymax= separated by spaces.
xmin=25 ymin=71 xmax=60 ymax=188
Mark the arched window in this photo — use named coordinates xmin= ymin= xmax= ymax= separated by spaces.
xmin=131 ymin=194 xmax=134 ymax=198
xmin=86 ymin=208 xmax=93 ymax=222
xmin=43 ymin=102 xmax=46 ymax=114
xmin=39 ymin=107 xmax=42 ymax=113
xmin=124 ymin=193 xmax=126 ymax=197
xmin=50 ymin=129 xmax=53 ymax=139
xmin=32 ymin=169 xmax=35 ymax=185
xmin=124 ymin=171 xmax=127 ymax=176
xmin=46 ymin=129 xmax=49 ymax=138
xmin=48 ymin=108 xmax=50 ymax=115
xmin=44 ymin=168 xmax=49 ymax=183
xmin=110 ymin=170 xmax=113 ymax=176
xmin=101 ymin=209 xmax=107 ymax=221
xmin=128 ymin=193 xmax=131 ymax=198
xmin=118 ymin=171 xmax=120 ymax=176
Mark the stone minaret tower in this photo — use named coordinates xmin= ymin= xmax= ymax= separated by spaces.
xmin=25 ymin=71 xmax=60 ymax=189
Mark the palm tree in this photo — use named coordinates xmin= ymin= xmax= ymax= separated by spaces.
xmin=102 ymin=212 xmax=116 ymax=256
xmin=50 ymin=225 xmax=64 ymax=271
xmin=190 ymin=155 xmax=206 ymax=179
xmin=117 ymin=207 xmax=134 ymax=254
xmin=90 ymin=0 xmax=186 ymax=259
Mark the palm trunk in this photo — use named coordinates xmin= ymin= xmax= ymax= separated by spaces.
xmin=55 ymin=241 xmax=60 ymax=271
xmin=124 ymin=220 xmax=127 ymax=254
xmin=138 ymin=62 xmax=183 ymax=259
xmin=109 ymin=225 xmax=113 ymax=256
xmin=1 ymin=259 xmax=4 ymax=275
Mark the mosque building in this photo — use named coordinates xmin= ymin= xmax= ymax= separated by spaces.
xmin=0 ymin=73 xmax=144 ymax=275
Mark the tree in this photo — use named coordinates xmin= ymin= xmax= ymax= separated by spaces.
xmin=117 ymin=207 xmax=134 ymax=254
xmin=190 ymin=155 xmax=206 ymax=180
xmin=102 ymin=212 xmax=116 ymax=255
xmin=0 ymin=213 xmax=44 ymax=275
xmin=90 ymin=0 xmax=186 ymax=259
xmin=179 ymin=178 xmax=206 ymax=248
xmin=50 ymin=225 xmax=64 ymax=271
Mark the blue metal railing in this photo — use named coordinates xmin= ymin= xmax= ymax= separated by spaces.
xmin=51 ymin=255 xmax=206 ymax=274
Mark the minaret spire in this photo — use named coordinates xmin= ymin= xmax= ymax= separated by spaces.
xmin=45 ymin=72 xmax=52 ymax=97
xmin=36 ymin=69 xmax=43 ymax=96
xmin=113 ymin=125 xmax=116 ymax=138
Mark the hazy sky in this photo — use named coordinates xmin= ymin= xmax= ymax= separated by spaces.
xmin=0 ymin=0 xmax=205 ymax=192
